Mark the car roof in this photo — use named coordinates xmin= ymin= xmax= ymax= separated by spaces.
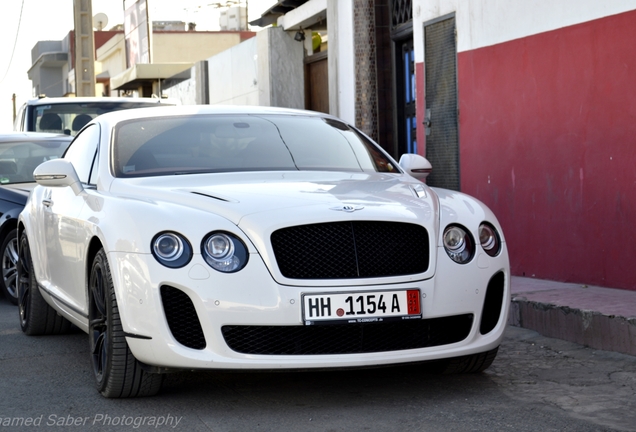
xmin=0 ymin=132 xmax=72 ymax=142
xmin=24 ymin=96 xmax=177 ymax=106
xmin=95 ymin=104 xmax=336 ymax=125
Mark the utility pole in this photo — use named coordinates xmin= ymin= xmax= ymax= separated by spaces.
xmin=73 ymin=0 xmax=96 ymax=96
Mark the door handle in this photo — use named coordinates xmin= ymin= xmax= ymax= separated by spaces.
xmin=424 ymin=108 xmax=432 ymax=136
xmin=42 ymin=199 xmax=53 ymax=207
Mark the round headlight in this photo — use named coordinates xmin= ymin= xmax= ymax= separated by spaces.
xmin=479 ymin=223 xmax=501 ymax=257
xmin=154 ymin=234 xmax=183 ymax=261
xmin=152 ymin=232 xmax=192 ymax=268
xmin=442 ymin=225 xmax=475 ymax=264
xmin=204 ymin=233 xmax=234 ymax=261
xmin=202 ymin=232 xmax=248 ymax=273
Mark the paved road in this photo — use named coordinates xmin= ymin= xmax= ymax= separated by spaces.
xmin=1 ymin=296 xmax=634 ymax=431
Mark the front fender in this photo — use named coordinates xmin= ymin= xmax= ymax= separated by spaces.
xmin=87 ymin=193 xmax=257 ymax=257
xmin=432 ymin=187 xmax=507 ymax=246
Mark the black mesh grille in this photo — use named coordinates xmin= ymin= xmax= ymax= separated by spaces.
xmin=222 ymin=314 xmax=473 ymax=355
xmin=160 ymin=286 xmax=206 ymax=350
xmin=271 ymin=221 xmax=429 ymax=279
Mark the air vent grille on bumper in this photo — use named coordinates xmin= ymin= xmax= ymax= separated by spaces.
xmin=271 ymin=221 xmax=430 ymax=279
xmin=160 ymin=286 xmax=206 ymax=350
xmin=222 ymin=314 xmax=473 ymax=355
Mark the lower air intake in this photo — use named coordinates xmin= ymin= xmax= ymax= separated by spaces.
xmin=222 ymin=314 xmax=473 ymax=355
xmin=160 ymin=285 xmax=206 ymax=350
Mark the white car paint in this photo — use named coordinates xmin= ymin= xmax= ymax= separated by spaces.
xmin=19 ymin=105 xmax=510 ymax=375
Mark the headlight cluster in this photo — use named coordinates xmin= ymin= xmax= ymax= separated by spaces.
xmin=442 ymin=222 xmax=501 ymax=264
xmin=478 ymin=223 xmax=501 ymax=257
xmin=443 ymin=225 xmax=475 ymax=264
xmin=151 ymin=231 xmax=249 ymax=272
xmin=152 ymin=232 xmax=193 ymax=268
xmin=201 ymin=232 xmax=249 ymax=273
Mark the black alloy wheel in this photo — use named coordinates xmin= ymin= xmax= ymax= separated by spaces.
xmin=0 ymin=229 xmax=19 ymax=304
xmin=89 ymin=248 xmax=163 ymax=398
xmin=17 ymin=232 xmax=70 ymax=335
xmin=17 ymin=232 xmax=32 ymax=329
xmin=90 ymin=251 xmax=109 ymax=386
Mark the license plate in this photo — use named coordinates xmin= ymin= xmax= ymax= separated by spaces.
xmin=302 ymin=289 xmax=421 ymax=325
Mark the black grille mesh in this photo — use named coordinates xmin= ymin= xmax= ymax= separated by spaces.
xmin=160 ymin=286 xmax=206 ymax=350
xmin=271 ymin=221 xmax=429 ymax=279
xmin=222 ymin=314 xmax=473 ymax=355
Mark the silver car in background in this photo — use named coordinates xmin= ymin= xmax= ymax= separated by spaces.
xmin=13 ymin=96 xmax=177 ymax=137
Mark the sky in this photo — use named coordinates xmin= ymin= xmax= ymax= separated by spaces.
xmin=0 ymin=0 xmax=277 ymax=131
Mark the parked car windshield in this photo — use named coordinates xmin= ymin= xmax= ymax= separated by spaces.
xmin=0 ymin=137 xmax=71 ymax=184
xmin=29 ymin=101 xmax=172 ymax=136
xmin=113 ymin=115 xmax=398 ymax=177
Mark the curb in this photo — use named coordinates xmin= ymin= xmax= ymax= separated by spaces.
xmin=508 ymin=297 xmax=636 ymax=356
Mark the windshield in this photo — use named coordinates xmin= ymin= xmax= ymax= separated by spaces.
xmin=28 ymin=101 xmax=172 ymax=136
xmin=113 ymin=115 xmax=398 ymax=177
xmin=0 ymin=137 xmax=71 ymax=184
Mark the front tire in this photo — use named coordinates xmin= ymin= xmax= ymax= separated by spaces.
xmin=89 ymin=249 xmax=163 ymax=398
xmin=1 ymin=228 xmax=19 ymax=305
xmin=17 ymin=232 xmax=71 ymax=335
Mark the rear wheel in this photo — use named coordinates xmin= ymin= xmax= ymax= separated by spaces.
xmin=89 ymin=248 xmax=163 ymax=398
xmin=439 ymin=347 xmax=499 ymax=374
xmin=1 ymin=228 xmax=19 ymax=305
xmin=17 ymin=232 xmax=71 ymax=335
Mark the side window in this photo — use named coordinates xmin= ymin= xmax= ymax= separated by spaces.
xmin=64 ymin=124 xmax=100 ymax=184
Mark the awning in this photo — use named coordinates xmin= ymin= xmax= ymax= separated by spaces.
xmin=249 ymin=0 xmax=310 ymax=27
xmin=96 ymin=71 xmax=110 ymax=83
xmin=111 ymin=63 xmax=194 ymax=90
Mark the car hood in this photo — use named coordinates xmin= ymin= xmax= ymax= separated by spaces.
xmin=109 ymin=171 xmax=437 ymax=230
xmin=110 ymin=171 xmax=440 ymax=285
xmin=0 ymin=183 xmax=36 ymax=205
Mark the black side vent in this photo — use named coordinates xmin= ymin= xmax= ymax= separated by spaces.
xmin=271 ymin=221 xmax=429 ymax=279
xmin=160 ymin=286 xmax=206 ymax=350
xmin=480 ymin=272 xmax=505 ymax=335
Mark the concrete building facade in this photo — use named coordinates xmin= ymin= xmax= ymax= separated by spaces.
xmin=412 ymin=0 xmax=636 ymax=290
xmin=28 ymin=27 xmax=254 ymax=99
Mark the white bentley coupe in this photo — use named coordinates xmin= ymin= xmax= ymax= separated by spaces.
xmin=17 ymin=106 xmax=510 ymax=398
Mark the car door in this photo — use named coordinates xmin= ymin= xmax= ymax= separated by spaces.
xmin=41 ymin=124 xmax=100 ymax=313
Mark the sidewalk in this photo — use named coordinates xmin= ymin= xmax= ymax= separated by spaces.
xmin=508 ymin=276 xmax=636 ymax=356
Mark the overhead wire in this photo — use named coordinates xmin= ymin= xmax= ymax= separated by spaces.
xmin=0 ymin=0 xmax=26 ymax=85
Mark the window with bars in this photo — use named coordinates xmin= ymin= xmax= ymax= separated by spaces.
xmin=391 ymin=0 xmax=413 ymax=29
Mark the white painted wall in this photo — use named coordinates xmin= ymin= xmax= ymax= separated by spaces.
xmin=208 ymin=37 xmax=260 ymax=105
xmin=334 ymin=0 xmax=355 ymax=124
xmin=413 ymin=0 xmax=636 ymax=61
xmin=207 ymin=27 xmax=304 ymax=108
xmin=162 ymin=65 xmax=200 ymax=105
xmin=96 ymin=34 xmax=127 ymax=96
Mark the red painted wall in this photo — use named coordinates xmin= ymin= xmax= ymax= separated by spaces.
xmin=457 ymin=10 xmax=636 ymax=290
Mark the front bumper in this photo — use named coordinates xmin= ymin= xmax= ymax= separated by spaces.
xmin=108 ymin=245 xmax=510 ymax=370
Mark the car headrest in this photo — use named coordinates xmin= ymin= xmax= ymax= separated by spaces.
xmin=72 ymin=114 xmax=92 ymax=131
xmin=39 ymin=113 xmax=62 ymax=130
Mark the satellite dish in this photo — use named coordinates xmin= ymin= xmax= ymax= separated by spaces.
xmin=92 ymin=13 xmax=109 ymax=31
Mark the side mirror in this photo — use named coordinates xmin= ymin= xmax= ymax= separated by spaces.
xmin=399 ymin=154 xmax=432 ymax=180
xmin=33 ymin=159 xmax=84 ymax=195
